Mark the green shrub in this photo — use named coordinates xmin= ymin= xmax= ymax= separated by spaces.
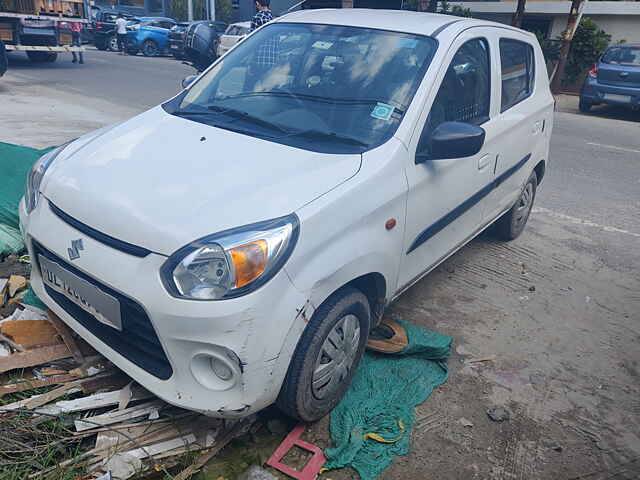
xmin=561 ymin=17 xmax=610 ymax=85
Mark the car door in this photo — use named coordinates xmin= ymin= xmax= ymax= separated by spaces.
xmin=484 ymin=31 xmax=549 ymax=221
xmin=398 ymin=29 xmax=501 ymax=291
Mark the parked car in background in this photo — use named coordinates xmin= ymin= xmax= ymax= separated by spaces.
xmin=580 ymin=44 xmax=640 ymax=112
xmin=168 ymin=22 xmax=190 ymax=59
xmin=217 ymin=21 xmax=250 ymax=57
xmin=126 ymin=17 xmax=177 ymax=57
xmin=182 ymin=20 xmax=227 ymax=70
xmin=92 ymin=9 xmax=135 ymax=51
xmin=21 ymin=11 xmax=552 ymax=421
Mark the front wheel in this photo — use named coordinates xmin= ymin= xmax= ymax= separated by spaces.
xmin=107 ymin=35 xmax=119 ymax=52
xmin=277 ymin=287 xmax=370 ymax=422
xmin=492 ymin=171 xmax=537 ymax=241
xmin=142 ymin=40 xmax=159 ymax=57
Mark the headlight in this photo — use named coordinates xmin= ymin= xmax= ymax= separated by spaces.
xmin=161 ymin=214 xmax=299 ymax=300
xmin=24 ymin=143 xmax=70 ymax=214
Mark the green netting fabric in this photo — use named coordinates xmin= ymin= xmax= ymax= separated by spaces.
xmin=0 ymin=142 xmax=51 ymax=229
xmin=323 ymin=320 xmax=452 ymax=480
xmin=0 ymin=224 xmax=23 ymax=257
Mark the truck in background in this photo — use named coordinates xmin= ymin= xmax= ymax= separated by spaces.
xmin=0 ymin=0 xmax=87 ymax=64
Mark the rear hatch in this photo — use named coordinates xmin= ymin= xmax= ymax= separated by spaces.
xmin=597 ymin=46 xmax=640 ymax=88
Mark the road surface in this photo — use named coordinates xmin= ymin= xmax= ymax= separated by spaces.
xmin=1 ymin=49 xmax=639 ymax=480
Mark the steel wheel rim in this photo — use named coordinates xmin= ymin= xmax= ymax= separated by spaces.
xmin=514 ymin=182 xmax=533 ymax=227
xmin=109 ymin=36 xmax=118 ymax=51
xmin=144 ymin=43 xmax=157 ymax=56
xmin=312 ymin=314 xmax=361 ymax=400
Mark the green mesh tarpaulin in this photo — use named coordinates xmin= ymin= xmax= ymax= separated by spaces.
xmin=323 ymin=321 xmax=452 ymax=480
xmin=0 ymin=142 xmax=51 ymax=230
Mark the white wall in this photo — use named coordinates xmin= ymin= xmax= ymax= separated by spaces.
xmin=550 ymin=15 xmax=640 ymax=44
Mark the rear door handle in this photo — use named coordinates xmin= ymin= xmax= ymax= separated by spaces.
xmin=478 ymin=154 xmax=493 ymax=170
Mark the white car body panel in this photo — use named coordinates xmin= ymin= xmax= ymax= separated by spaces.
xmin=21 ymin=10 xmax=554 ymax=417
xmin=41 ymin=106 xmax=361 ymax=255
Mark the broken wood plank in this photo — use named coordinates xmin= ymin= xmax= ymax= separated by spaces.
xmin=41 ymin=368 xmax=69 ymax=376
xmin=70 ymin=355 xmax=107 ymax=377
xmin=2 ymin=386 xmax=82 ymax=411
xmin=8 ymin=275 xmax=27 ymax=298
xmin=0 ymin=332 xmax=27 ymax=352
xmin=1 ymin=319 xmax=61 ymax=348
xmin=173 ymin=421 xmax=249 ymax=480
xmin=0 ymin=374 xmax=77 ymax=396
xmin=0 ymin=343 xmax=71 ymax=374
xmin=74 ymin=400 xmax=165 ymax=432
xmin=80 ymin=372 xmax=130 ymax=395
xmin=36 ymin=385 xmax=153 ymax=415
xmin=47 ymin=310 xmax=85 ymax=363
xmin=126 ymin=433 xmax=197 ymax=460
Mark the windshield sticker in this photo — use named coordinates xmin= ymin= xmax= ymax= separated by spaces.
xmin=371 ymin=103 xmax=394 ymax=121
xmin=397 ymin=38 xmax=418 ymax=49
xmin=312 ymin=41 xmax=333 ymax=50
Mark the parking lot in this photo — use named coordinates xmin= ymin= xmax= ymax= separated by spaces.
xmin=1 ymin=49 xmax=639 ymax=479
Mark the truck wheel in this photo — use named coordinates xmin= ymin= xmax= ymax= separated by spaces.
xmin=26 ymin=51 xmax=58 ymax=63
xmin=107 ymin=35 xmax=119 ymax=52
xmin=277 ymin=286 xmax=370 ymax=422
xmin=142 ymin=40 xmax=159 ymax=57
xmin=492 ymin=171 xmax=537 ymax=241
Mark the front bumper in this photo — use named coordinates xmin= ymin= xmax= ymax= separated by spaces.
xmin=581 ymin=76 xmax=640 ymax=106
xmin=20 ymin=198 xmax=308 ymax=417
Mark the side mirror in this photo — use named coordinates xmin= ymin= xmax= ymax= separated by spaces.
xmin=181 ymin=74 xmax=198 ymax=89
xmin=416 ymin=121 xmax=486 ymax=163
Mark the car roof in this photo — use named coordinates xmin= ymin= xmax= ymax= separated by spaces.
xmin=139 ymin=16 xmax=175 ymax=22
xmin=277 ymin=8 xmax=520 ymax=37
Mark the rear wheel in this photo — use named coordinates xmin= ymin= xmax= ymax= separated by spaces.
xmin=579 ymin=96 xmax=592 ymax=113
xmin=107 ymin=35 xmax=119 ymax=52
xmin=277 ymin=287 xmax=370 ymax=422
xmin=142 ymin=40 xmax=159 ymax=57
xmin=26 ymin=51 xmax=57 ymax=63
xmin=493 ymin=171 xmax=537 ymax=241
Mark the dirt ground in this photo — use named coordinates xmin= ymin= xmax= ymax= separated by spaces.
xmin=295 ymin=211 xmax=640 ymax=480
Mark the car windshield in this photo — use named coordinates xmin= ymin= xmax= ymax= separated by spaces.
xmin=172 ymin=23 xmax=437 ymax=154
xmin=602 ymin=46 xmax=640 ymax=66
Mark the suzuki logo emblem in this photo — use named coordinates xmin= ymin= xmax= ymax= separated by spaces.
xmin=68 ymin=239 xmax=84 ymax=261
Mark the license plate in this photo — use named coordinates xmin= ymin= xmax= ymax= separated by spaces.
xmin=170 ymin=44 xmax=178 ymax=49
xmin=39 ymin=255 xmax=122 ymax=331
xmin=604 ymin=93 xmax=631 ymax=103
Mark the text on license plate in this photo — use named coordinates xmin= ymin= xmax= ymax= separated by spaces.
xmin=604 ymin=93 xmax=631 ymax=103
xmin=39 ymin=254 xmax=122 ymax=331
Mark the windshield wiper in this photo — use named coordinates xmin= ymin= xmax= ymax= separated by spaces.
xmin=278 ymin=128 xmax=369 ymax=148
xmin=206 ymin=105 xmax=293 ymax=134
xmin=216 ymin=91 xmax=407 ymax=113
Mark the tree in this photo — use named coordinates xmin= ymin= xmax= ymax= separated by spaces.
xmin=511 ymin=0 xmax=526 ymax=28
xmin=550 ymin=0 xmax=584 ymax=93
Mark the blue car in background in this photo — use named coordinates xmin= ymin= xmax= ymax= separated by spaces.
xmin=126 ymin=17 xmax=177 ymax=57
xmin=580 ymin=44 xmax=640 ymax=113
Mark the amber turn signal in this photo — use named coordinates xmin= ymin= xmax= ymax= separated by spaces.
xmin=229 ymin=240 xmax=268 ymax=288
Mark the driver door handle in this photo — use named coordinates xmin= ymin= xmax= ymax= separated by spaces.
xmin=478 ymin=154 xmax=493 ymax=170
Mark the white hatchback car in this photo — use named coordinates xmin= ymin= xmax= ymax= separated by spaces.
xmin=21 ymin=9 xmax=553 ymax=421
xmin=216 ymin=21 xmax=251 ymax=57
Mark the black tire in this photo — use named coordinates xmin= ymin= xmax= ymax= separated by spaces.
xmin=493 ymin=171 xmax=537 ymax=241
xmin=276 ymin=286 xmax=371 ymax=422
xmin=26 ymin=51 xmax=57 ymax=63
xmin=142 ymin=40 xmax=159 ymax=57
xmin=95 ymin=40 xmax=107 ymax=50
xmin=107 ymin=35 xmax=119 ymax=52
xmin=579 ymin=96 xmax=592 ymax=113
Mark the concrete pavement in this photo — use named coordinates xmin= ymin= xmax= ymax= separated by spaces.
xmin=1 ymin=49 xmax=638 ymax=480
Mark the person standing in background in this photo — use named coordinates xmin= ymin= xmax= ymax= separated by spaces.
xmin=250 ymin=0 xmax=273 ymax=32
xmin=115 ymin=14 xmax=128 ymax=55
xmin=69 ymin=21 xmax=83 ymax=64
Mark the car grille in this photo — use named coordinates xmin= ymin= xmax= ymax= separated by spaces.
xmin=33 ymin=240 xmax=173 ymax=380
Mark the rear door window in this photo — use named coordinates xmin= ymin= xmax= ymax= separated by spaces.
xmin=500 ymin=38 xmax=535 ymax=112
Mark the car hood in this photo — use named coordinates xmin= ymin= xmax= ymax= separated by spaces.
xmin=41 ymin=106 xmax=362 ymax=256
